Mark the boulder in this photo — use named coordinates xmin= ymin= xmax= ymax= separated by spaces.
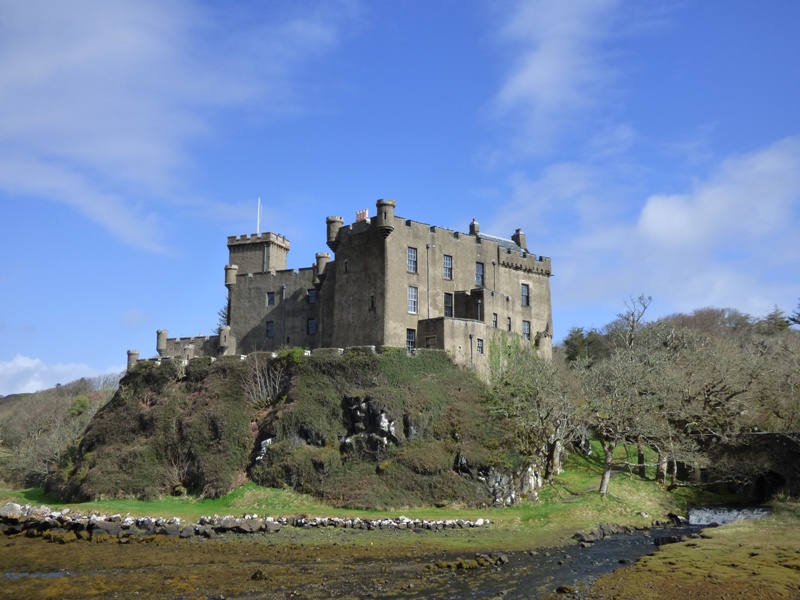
xmin=0 ymin=503 xmax=25 ymax=523
xmin=179 ymin=526 xmax=196 ymax=538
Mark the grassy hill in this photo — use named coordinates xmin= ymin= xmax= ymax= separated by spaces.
xmin=47 ymin=349 xmax=523 ymax=508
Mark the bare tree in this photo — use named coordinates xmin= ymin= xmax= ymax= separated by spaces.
xmin=576 ymin=295 xmax=680 ymax=496
xmin=490 ymin=338 xmax=585 ymax=482
xmin=241 ymin=352 xmax=288 ymax=411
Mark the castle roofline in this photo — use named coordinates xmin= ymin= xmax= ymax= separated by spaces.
xmin=477 ymin=233 xmax=523 ymax=253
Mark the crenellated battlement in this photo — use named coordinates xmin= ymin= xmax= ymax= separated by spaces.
xmin=227 ymin=232 xmax=290 ymax=274
xmin=227 ymin=232 xmax=290 ymax=249
xmin=498 ymin=248 xmax=552 ymax=276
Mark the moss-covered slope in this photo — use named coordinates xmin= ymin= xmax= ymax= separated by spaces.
xmin=50 ymin=349 xmax=520 ymax=508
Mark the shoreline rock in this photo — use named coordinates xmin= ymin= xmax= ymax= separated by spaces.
xmin=0 ymin=502 xmax=490 ymax=542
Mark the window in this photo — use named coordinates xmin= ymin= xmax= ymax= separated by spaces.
xmin=492 ymin=313 xmax=498 ymax=328
xmin=507 ymin=317 xmax=512 ymax=332
xmin=307 ymin=289 xmax=317 ymax=304
xmin=369 ymin=294 xmax=376 ymax=310
xmin=477 ymin=338 xmax=484 ymax=354
xmin=521 ymin=283 xmax=530 ymax=307
xmin=406 ymin=329 xmax=416 ymax=353
xmin=266 ymin=321 xmax=274 ymax=338
xmin=407 ymin=247 xmax=418 ymax=273
xmin=444 ymin=293 xmax=453 ymax=317
xmin=476 ymin=262 xmax=485 ymax=287
xmin=443 ymin=254 xmax=453 ymax=279
xmin=425 ymin=336 xmax=437 ymax=349
xmin=522 ymin=320 xmax=531 ymax=341
xmin=267 ymin=292 xmax=275 ymax=306
xmin=408 ymin=286 xmax=418 ymax=314
xmin=307 ymin=318 xmax=316 ymax=335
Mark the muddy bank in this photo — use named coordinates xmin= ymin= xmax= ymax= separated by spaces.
xmin=1 ymin=520 xmax=699 ymax=599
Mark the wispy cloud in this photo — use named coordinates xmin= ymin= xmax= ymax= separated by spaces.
xmin=558 ymin=137 xmax=800 ymax=320
xmin=637 ymin=137 xmax=800 ymax=250
xmin=0 ymin=0 xmax=355 ymax=252
xmin=490 ymin=0 xmax=622 ymax=157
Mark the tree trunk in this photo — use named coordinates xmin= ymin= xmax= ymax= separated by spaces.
xmin=656 ymin=452 xmax=667 ymax=487
xmin=599 ymin=440 xmax=616 ymax=496
xmin=637 ymin=441 xmax=646 ymax=479
xmin=544 ymin=438 xmax=563 ymax=482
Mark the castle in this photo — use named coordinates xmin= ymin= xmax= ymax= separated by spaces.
xmin=128 ymin=199 xmax=553 ymax=375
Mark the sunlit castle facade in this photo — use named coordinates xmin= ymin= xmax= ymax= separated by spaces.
xmin=129 ymin=199 xmax=553 ymax=375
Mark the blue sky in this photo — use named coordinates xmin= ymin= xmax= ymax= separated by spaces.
xmin=2 ymin=0 xmax=799 ymax=395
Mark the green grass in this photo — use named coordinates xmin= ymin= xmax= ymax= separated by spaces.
xmin=0 ymin=436 xmax=748 ymax=559
xmin=0 ymin=444 xmax=711 ymax=531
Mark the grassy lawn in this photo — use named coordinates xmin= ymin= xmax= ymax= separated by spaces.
xmin=0 ymin=442 xmax=718 ymax=552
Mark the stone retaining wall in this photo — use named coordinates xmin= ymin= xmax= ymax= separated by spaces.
xmin=0 ymin=502 xmax=489 ymax=542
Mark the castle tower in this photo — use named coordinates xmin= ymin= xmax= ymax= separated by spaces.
xmin=156 ymin=330 xmax=168 ymax=357
xmin=227 ymin=233 xmax=290 ymax=274
xmin=315 ymin=252 xmax=330 ymax=280
xmin=126 ymin=350 xmax=139 ymax=371
xmin=375 ymin=199 xmax=396 ymax=238
xmin=326 ymin=216 xmax=344 ymax=252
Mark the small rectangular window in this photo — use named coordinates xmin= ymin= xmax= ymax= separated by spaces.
xmin=408 ymin=247 xmax=418 ymax=273
xmin=477 ymin=338 xmax=484 ymax=354
xmin=406 ymin=328 xmax=416 ymax=353
xmin=425 ymin=335 xmax=437 ymax=349
xmin=369 ymin=294 xmax=376 ymax=310
xmin=522 ymin=320 xmax=531 ymax=341
xmin=476 ymin=262 xmax=484 ymax=287
xmin=492 ymin=313 xmax=498 ymax=328
xmin=266 ymin=321 xmax=274 ymax=338
xmin=507 ymin=317 xmax=512 ymax=332
xmin=443 ymin=254 xmax=453 ymax=279
xmin=521 ymin=283 xmax=530 ymax=307
xmin=408 ymin=286 xmax=418 ymax=314
xmin=307 ymin=318 xmax=316 ymax=335
xmin=267 ymin=292 xmax=275 ymax=306
xmin=307 ymin=289 xmax=317 ymax=304
xmin=444 ymin=293 xmax=453 ymax=318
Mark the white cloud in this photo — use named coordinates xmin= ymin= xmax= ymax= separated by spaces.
xmin=572 ymin=137 xmax=800 ymax=318
xmin=488 ymin=137 xmax=800 ymax=334
xmin=637 ymin=137 xmax=800 ymax=249
xmin=0 ymin=355 xmax=122 ymax=396
xmin=0 ymin=0 xmax=355 ymax=252
xmin=491 ymin=0 xmax=622 ymax=155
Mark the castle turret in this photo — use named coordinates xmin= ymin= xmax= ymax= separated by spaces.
xmin=127 ymin=349 xmax=139 ymax=371
xmin=219 ymin=325 xmax=235 ymax=355
xmin=156 ymin=330 xmax=168 ymax=357
xmin=225 ymin=264 xmax=239 ymax=287
xmin=326 ymin=216 xmax=344 ymax=251
xmin=375 ymin=199 xmax=396 ymax=238
xmin=315 ymin=252 xmax=330 ymax=280
xmin=469 ymin=218 xmax=480 ymax=236
xmin=512 ymin=228 xmax=527 ymax=251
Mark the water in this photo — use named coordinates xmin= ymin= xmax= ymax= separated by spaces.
xmin=382 ymin=526 xmax=704 ymax=599
xmin=688 ymin=506 xmax=771 ymax=526
xmin=2 ymin=571 xmax=68 ymax=580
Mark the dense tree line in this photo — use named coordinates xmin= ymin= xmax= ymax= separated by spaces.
xmin=491 ymin=297 xmax=800 ymax=497
xmin=0 ymin=375 xmax=119 ymax=487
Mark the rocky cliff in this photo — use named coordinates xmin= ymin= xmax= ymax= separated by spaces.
xmin=49 ymin=348 xmax=541 ymax=509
